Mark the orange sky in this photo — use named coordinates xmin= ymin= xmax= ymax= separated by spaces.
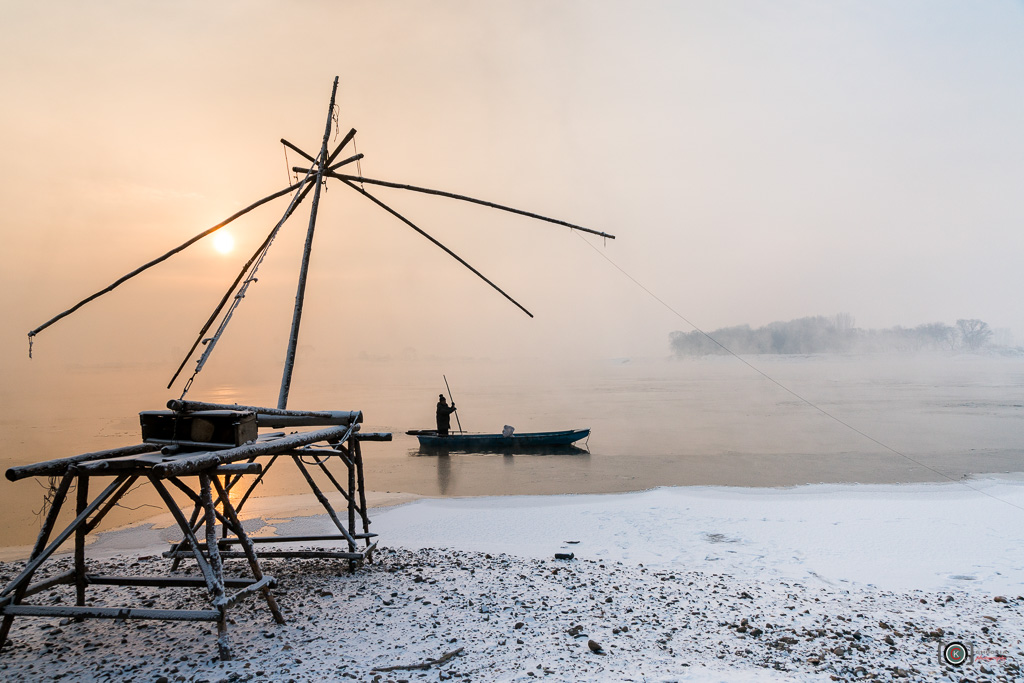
xmin=2 ymin=1 xmax=1023 ymax=398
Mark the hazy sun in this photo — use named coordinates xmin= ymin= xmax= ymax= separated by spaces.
xmin=213 ymin=231 xmax=235 ymax=254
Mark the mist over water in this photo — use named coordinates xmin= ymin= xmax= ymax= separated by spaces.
xmin=2 ymin=353 xmax=1021 ymax=548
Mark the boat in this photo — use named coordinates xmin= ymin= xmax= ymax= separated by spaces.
xmin=409 ymin=428 xmax=590 ymax=450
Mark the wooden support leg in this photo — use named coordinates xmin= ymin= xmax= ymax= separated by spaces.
xmin=292 ymin=459 xmax=359 ymax=550
xmin=210 ymin=476 xmax=284 ymax=625
xmin=151 ymin=475 xmax=233 ymax=660
xmin=84 ymin=476 xmax=138 ymax=534
xmin=170 ymin=475 xmax=236 ymax=570
xmin=314 ymin=456 xmax=355 ymax=507
xmin=75 ymin=473 xmax=90 ymax=615
xmin=1 ymin=474 xmax=126 ymax=649
xmin=0 ymin=473 xmax=74 ymax=648
xmin=347 ymin=453 xmax=356 ymax=553
xmin=169 ymin=501 xmax=204 ymax=572
xmin=199 ymin=473 xmax=231 ymax=661
xmin=354 ymin=439 xmax=370 ymax=541
xmin=235 ymin=455 xmax=278 ymax=514
xmin=346 ymin=451 xmax=357 ymax=571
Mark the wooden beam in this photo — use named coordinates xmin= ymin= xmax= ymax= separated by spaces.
xmin=326 ymin=128 xmax=357 ymax=166
xmin=85 ymin=575 xmax=260 ymax=589
xmin=280 ymin=138 xmax=316 ymax=164
xmin=166 ymin=399 xmax=361 ymax=427
xmin=1 ymin=604 xmax=220 ymax=622
xmin=151 ymin=424 xmax=355 ymax=478
xmin=6 ymin=444 xmax=157 ymax=481
xmin=290 ymin=151 xmax=363 ymax=175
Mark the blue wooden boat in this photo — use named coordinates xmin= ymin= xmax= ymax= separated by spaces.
xmin=410 ymin=428 xmax=590 ymax=450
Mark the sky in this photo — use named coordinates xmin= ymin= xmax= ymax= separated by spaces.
xmin=2 ymin=0 xmax=1023 ymax=391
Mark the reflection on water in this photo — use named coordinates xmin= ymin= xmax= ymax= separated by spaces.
xmin=2 ymin=355 xmax=1023 ymax=547
xmin=413 ymin=444 xmax=591 ymax=457
xmin=416 ymin=446 xmax=592 ymax=495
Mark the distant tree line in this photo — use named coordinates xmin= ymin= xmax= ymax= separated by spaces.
xmin=670 ymin=315 xmax=1001 ymax=356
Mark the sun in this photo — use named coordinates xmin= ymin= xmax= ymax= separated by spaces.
xmin=212 ymin=231 xmax=235 ymax=254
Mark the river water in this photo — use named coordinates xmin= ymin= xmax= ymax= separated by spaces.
xmin=1 ymin=353 xmax=1021 ymax=548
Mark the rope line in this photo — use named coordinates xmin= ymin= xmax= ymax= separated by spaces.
xmin=574 ymin=232 xmax=1024 ymax=515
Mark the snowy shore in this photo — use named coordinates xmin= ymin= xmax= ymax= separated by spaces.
xmin=0 ymin=479 xmax=1021 ymax=682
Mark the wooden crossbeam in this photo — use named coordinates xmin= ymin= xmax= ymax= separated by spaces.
xmin=3 ymin=605 xmax=221 ymax=622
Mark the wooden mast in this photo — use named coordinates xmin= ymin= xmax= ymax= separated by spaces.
xmin=277 ymin=76 xmax=340 ymax=410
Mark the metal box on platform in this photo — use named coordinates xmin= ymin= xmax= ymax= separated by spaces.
xmin=140 ymin=409 xmax=257 ymax=448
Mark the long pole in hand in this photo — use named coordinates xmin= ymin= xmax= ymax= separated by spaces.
xmin=443 ymin=375 xmax=463 ymax=434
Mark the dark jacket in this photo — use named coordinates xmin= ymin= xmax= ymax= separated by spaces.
xmin=436 ymin=400 xmax=457 ymax=431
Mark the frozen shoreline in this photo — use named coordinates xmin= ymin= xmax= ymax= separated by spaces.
xmin=0 ymin=479 xmax=1020 ymax=681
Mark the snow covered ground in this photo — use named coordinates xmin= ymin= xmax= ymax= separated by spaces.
xmin=0 ymin=478 xmax=1021 ymax=682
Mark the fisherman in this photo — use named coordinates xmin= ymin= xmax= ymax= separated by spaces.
xmin=436 ymin=394 xmax=457 ymax=436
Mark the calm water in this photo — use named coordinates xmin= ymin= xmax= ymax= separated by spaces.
xmin=2 ymin=354 xmax=1022 ymax=547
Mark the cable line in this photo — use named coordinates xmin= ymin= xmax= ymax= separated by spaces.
xmin=574 ymin=232 xmax=1024 ymax=515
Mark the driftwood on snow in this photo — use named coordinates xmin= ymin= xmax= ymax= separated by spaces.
xmin=372 ymin=646 xmax=465 ymax=672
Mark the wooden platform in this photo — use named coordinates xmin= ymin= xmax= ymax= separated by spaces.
xmin=0 ymin=400 xmax=391 ymax=660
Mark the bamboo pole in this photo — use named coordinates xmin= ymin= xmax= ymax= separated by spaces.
xmin=27 ymin=179 xmax=309 ymax=345
xmin=327 ymin=172 xmax=616 ymax=239
xmin=278 ymin=76 xmax=340 ymax=410
xmin=339 ymin=178 xmax=534 ymax=318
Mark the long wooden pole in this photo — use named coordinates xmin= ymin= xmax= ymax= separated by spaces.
xmin=278 ymin=76 xmax=339 ymax=410
xmin=443 ymin=375 xmax=463 ymax=433
xmin=327 ymin=172 xmax=615 ymax=240
xmin=338 ymin=178 xmax=534 ymax=318
xmin=27 ymin=179 xmax=308 ymax=346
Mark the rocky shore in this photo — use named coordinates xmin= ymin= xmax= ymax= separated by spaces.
xmin=0 ymin=546 xmax=1019 ymax=682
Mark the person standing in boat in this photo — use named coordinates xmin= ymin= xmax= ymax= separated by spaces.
xmin=436 ymin=394 xmax=457 ymax=436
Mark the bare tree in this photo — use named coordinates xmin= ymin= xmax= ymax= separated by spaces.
xmin=956 ymin=318 xmax=992 ymax=351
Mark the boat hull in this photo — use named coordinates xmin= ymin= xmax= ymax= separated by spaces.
xmin=414 ymin=429 xmax=590 ymax=451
